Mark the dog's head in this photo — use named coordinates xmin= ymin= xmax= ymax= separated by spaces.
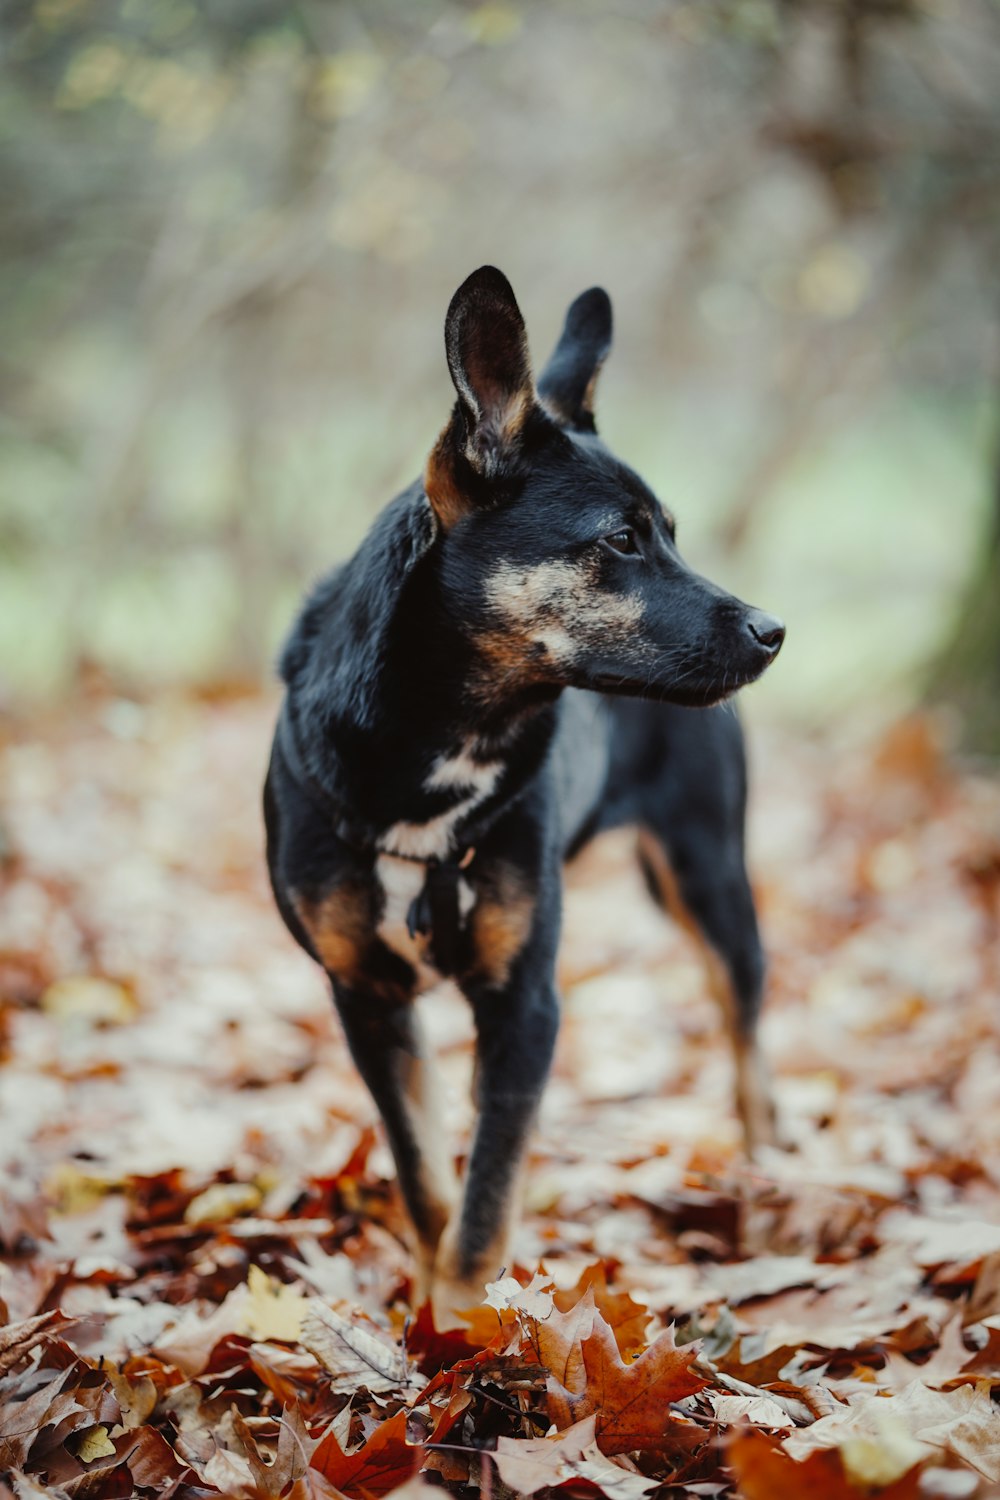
xmin=425 ymin=266 xmax=784 ymax=708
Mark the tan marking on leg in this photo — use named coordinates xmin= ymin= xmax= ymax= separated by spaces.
xmin=397 ymin=1047 xmax=458 ymax=1300
xmin=430 ymin=1166 xmax=525 ymax=1331
xmin=637 ymin=829 xmax=777 ymax=1157
xmin=291 ymin=883 xmax=371 ymax=986
xmin=468 ymin=867 xmax=536 ymax=988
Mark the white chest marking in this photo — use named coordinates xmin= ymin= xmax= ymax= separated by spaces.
xmin=375 ymin=853 xmax=474 ymax=982
xmin=377 ymin=744 xmax=503 ymax=862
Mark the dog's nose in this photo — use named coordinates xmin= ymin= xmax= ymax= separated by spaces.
xmin=746 ymin=610 xmax=786 ymax=655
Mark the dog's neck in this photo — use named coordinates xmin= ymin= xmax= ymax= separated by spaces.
xmin=281 ymin=489 xmax=560 ymax=857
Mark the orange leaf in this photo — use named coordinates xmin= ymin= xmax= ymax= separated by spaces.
xmin=728 ymin=1428 xmax=926 ymax=1500
xmin=311 ymin=1408 xmax=419 ymax=1496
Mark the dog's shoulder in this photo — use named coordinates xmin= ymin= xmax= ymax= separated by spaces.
xmin=280 ymin=482 xmax=434 ymax=686
xmin=279 ymin=482 xmax=436 ymax=720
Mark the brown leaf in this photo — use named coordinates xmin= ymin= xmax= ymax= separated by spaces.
xmin=551 ymin=1264 xmax=651 ymax=1357
xmin=301 ymin=1301 xmax=416 ymax=1394
xmin=526 ymin=1285 xmax=597 ymax=1392
xmin=0 ymin=1311 xmax=68 ymax=1376
xmin=547 ymin=1313 xmax=707 ymax=1454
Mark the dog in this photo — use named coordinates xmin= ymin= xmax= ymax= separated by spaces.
xmin=264 ymin=266 xmax=785 ymax=1326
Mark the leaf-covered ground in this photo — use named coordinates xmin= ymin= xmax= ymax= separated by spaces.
xmin=1 ymin=692 xmax=1000 ymax=1498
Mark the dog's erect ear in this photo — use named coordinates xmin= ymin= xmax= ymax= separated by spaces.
xmin=537 ymin=287 xmax=612 ymax=434
xmin=444 ymin=265 xmax=535 ymax=471
xmin=425 ymin=267 xmax=535 ymax=528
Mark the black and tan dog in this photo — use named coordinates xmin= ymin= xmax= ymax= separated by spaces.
xmin=265 ymin=266 xmax=785 ymax=1325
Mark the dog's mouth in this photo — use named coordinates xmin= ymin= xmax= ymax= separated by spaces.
xmin=587 ymin=653 xmax=776 ymax=708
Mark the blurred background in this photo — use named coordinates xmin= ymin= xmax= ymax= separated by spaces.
xmin=2 ymin=0 xmax=999 ymax=745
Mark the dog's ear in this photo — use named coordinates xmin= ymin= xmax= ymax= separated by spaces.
xmin=425 ymin=267 xmax=535 ymax=528
xmin=537 ymin=287 xmax=612 ymax=434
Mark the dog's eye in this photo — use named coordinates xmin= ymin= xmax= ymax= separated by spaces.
xmin=603 ymin=528 xmax=638 ymax=556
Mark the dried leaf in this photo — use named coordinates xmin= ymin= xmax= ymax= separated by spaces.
xmin=0 ymin=1310 xmax=68 ymax=1376
xmin=76 ymin=1426 xmax=116 ymax=1463
xmin=493 ymin=1415 xmax=598 ymax=1496
xmin=185 ymin=1181 xmax=263 ymax=1225
xmin=301 ymin=1301 xmax=414 ymax=1394
xmin=242 ymin=1265 xmax=308 ymax=1343
xmin=547 ymin=1313 xmax=707 ymax=1453
xmin=311 ymin=1408 xmax=419 ymax=1496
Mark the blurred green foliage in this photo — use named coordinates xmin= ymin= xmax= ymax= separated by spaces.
xmin=2 ymin=0 xmax=998 ymax=729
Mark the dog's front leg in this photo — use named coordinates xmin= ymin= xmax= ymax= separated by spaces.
xmin=332 ymin=986 xmax=457 ymax=1301
xmin=431 ymin=976 xmax=559 ymax=1328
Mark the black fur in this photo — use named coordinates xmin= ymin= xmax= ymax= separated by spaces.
xmin=265 ymin=267 xmax=784 ymax=1322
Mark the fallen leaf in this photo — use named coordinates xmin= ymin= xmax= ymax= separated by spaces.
xmin=76 ymin=1425 xmax=117 ymax=1462
xmin=41 ymin=976 xmax=137 ymax=1025
xmin=301 ymin=1300 xmax=415 ymax=1394
xmin=547 ymin=1313 xmax=707 ymax=1453
xmin=0 ymin=1310 xmax=69 ymax=1376
xmin=493 ymin=1415 xmax=598 ymax=1496
xmin=311 ymin=1408 xmax=420 ymax=1495
xmin=552 ymin=1263 xmax=651 ymax=1357
xmin=242 ymin=1264 xmax=308 ymax=1343
xmin=185 ymin=1181 xmax=264 ymax=1225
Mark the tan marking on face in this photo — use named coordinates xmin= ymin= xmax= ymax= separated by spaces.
xmin=484 ymin=559 xmax=644 ymax=672
xmin=636 ymin=829 xmax=777 ymax=1157
xmin=468 ymin=866 xmax=535 ymax=988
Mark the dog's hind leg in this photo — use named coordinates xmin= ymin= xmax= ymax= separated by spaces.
xmin=333 ymin=986 xmax=457 ymax=1302
xmin=636 ymin=824 xmax=777 ymax=1156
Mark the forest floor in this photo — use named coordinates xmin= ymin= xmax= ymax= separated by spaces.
xmin=1 ymin=691 xmax=1000 ymax=1498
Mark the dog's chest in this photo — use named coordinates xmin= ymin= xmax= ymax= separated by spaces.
xmin=374 ymin=743 xmax=502 ymax=979
xmin=374 ymin=855 xmax=475 ymax=984
xmin=377 ymin=746 xmax=504 ymax=861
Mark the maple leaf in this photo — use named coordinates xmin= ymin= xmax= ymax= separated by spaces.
xmin=311 ymin=1407 xmax=420 ymax=1496
xmin=551 ymin=1263 xmax=651 ymax=1357
xmin=524 ymin=1284 xmax=597 ymax=1392
xmin=546 ymin=1312 xmax=707 ymax=1454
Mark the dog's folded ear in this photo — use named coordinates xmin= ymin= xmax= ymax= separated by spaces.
xmin=425 ymin=266 xmax=536 ymax=528
xmin=537 ymin=287 xmax=612 ymax=434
